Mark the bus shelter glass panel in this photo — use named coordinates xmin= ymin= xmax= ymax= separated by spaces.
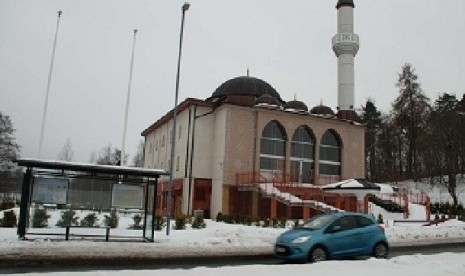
xmin=144 ymin=184 xmax=155 ymax=241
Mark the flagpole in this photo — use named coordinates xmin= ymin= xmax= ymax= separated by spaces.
xmin=121 ymin=29 xmax=138 ymax=166
xmin=38 ymin=10 xmax=62 ymax=159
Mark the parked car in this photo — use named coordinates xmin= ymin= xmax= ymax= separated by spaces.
xmin=275 ymin=212 xmax=388 ymax=263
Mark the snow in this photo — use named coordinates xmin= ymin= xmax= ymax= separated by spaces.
xmin=1 ymin=208 xmax=465 ymax=275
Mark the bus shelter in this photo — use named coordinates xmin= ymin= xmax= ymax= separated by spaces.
xmin=15 ymin=158 xmax=169 ymax=242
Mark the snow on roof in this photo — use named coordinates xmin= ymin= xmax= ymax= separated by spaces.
xmin=322 ymin=179 xmax=396 ymax=195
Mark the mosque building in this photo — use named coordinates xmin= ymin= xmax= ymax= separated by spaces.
xmin=141 ymin=0 xmax=364 ymax=219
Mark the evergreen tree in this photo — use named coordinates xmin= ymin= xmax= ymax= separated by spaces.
xmin=0 ymin=112 xmax=20 ymax=171
xmin=392 ymin=63 xmax=430 ymax=179
xmin=0 ymin=111 xmax=21 ymax=194
xmin=428 ymin=93 xmax=462 ymax=206
xmin=361 ymin=99 xmax=383 ymax=181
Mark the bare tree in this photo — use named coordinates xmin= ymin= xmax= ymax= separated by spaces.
xmin=91 ymin=144 xmax=123 ymax=166
xmin=132 ymin=139 xmax=144 ymax=167
xmin=57 ymin=138 xmax=74 ymax=162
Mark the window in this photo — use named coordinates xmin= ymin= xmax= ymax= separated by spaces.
xmin=332 ymin=215 xmax=358 ymax=231
xmin=176 ymin=156 xmax=180 ymax=171
xmin=319 ymin=130 xmax=341 ymax=176
xmin=162 ymin=135 xmax=165 ymax=147
xmin=356 ymin=215 xmax=374 ymax=228
xmin=178 ymin=125 xmax=182 ymax=140
xmin=260 ymin=121 xmax=286 ymax=172
xmin=291 ymin=126 xmax=315 ymax=183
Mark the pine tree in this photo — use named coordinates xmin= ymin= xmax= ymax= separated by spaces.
xmin=0 ymin=111 xmax=21 ymax=194
xmin=427 ymin=93 xmax=462 ymax=206
xmin=0 ymin=112 xmax=20 ymax=171
xmin=361 ymin=99 xmax=383 ymax=181
xmin=392 ymin=63 xmax=430 ymax=180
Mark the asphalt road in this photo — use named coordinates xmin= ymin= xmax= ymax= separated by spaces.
xmin=1 ymin=243 xmax=465 ymax=274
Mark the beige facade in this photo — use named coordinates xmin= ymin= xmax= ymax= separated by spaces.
xmin=142 ymin=95 xmax=365 ymax=218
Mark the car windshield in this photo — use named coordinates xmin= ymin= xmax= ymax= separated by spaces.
xmin=300 ymin=214 xmax=333 ymax=230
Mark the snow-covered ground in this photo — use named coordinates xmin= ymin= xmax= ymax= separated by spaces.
xmin=1 ymin=207 xmax=465 ymax=275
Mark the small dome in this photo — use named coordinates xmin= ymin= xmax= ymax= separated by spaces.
xmin=284 ymin=100 xmax=308 ymax=111
xmin=211 ymin=76 xmax=282 ymax=102
xmin=255 ymin=94 xmax=281 ymax=106
xmin=310 ymin=104 xmax=335 ymax=116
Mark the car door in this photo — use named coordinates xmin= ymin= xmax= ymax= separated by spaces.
xmin=324 ymin=215 xmax=360 ymax=257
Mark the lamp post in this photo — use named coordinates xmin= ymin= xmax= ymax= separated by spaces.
xmin=166 ymin=2 xmax=190 ymax=236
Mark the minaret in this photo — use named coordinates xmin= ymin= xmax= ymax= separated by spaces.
xmin=332 ymin=0 xmax=359 ymax=121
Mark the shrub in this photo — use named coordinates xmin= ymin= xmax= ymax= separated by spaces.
xmin=216 ymin=212 xmax=223 ymax=222
xmin=1 ymin=210 xmax=17 ymax=227
xmin=56 ymin=209 xmax=79 ymax=227
xmin=293 ymin=219 xmax=300 ymax=228
xmin=154 ymin=215 xmax=166 ymax=231
xmin=131 ymin=214 xmax=143 ymax=229
xmin=279 ymin=217 xmax=287 ymax=228
xmin=104 ymin=209 xmax=119 ymax=228
xmin=174 ymin=214 xmax=187 ymax=230
xmin=32 ymin=208 xmax=50 ymax=228
xmin=244 ymin=216 xmax=253 ymax=226
xmin=223 ymin=214 xmax=235 ymax=224
xmin=262 ymin=218 xmax=271 ymax=228
xmin=0 ymin=198 xmax=15 ymax=211
xmin=192 ymin=216 xmax=206 ymax=229
xmin=80 ymin=213 xmax=98 ymax=227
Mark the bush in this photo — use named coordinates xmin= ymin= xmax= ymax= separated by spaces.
xmin=130 ymin=214 xmax=143 ymax=229
xmin=216 ymin=212 xmax=223 ymax=222
xmin=262 ymin=218 xmax=271 ymax=228
xmin=32 ymin=208 xmax=50 ymax=228
xmin=223 ymin=214 xmax=235 ymax=224
xmin=0 ymin=198 xmax=15 ymax=211
xmin=192 ymin=216 xmax=206 ymax=229
xmin=56 ymin=209 xmax=79 ymax=227
xmin=174 ymin=214 xmax=187 ymax=230
xmin=0 ymin=210 xmax=17 ymax=227
xmin=104 ymin=209 xmax=119 ymax=228
xmin=80 ymin=212 xmax=98 ymax=227
xmin=154 ymin=215 xmax=166 ymax=231
xmin=279 ymin=217 xmax=287 ymax=228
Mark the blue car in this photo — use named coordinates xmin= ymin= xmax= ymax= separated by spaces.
xmin=275 ymin=212 xmax=388 ymax=263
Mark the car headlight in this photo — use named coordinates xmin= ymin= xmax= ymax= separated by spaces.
xmin=292 ymin=236 xmax=311 ymax=244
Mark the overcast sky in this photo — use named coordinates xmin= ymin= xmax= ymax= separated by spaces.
xmin=1 ymin=0 xmax=464 ymax=163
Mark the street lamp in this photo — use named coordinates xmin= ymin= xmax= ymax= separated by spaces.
xmin=167 ymin=2 xmax=190 ymax=235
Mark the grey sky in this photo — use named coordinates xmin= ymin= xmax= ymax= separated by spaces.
xmin=1 ymin=0 xmax=464 ymax=163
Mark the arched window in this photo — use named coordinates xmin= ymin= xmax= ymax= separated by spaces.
xmin=319 ymin=130 xmax=341 ymax=177
xmin=290 ymin=126 xmax=315 ymax=183
xmin=260 ymin=121 xmax=286 ymax=174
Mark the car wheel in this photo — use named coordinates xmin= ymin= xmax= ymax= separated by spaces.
xmin=373 ymin=242 xmax=388 ymax=259
xmin=308 ymin=246 xmax=328 ymax=263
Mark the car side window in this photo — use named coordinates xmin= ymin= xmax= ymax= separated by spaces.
xmin=356 ymin=216 xmax=374 ymax=228
xmin=331 ymin=215 xmax=358 ymax=232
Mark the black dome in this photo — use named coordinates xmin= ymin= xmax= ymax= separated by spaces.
xmin=255 ymin=94 xmax=281 ymax=106
xmin=211 ymin=76 xmax=282 ymax=102
xmin=310 ymin=105 xmax=335 ymax=115
xmin=336 ymin=0 xmax=354 ymax=9
xmin=284 ymin=100 xmax=308 ymax=111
